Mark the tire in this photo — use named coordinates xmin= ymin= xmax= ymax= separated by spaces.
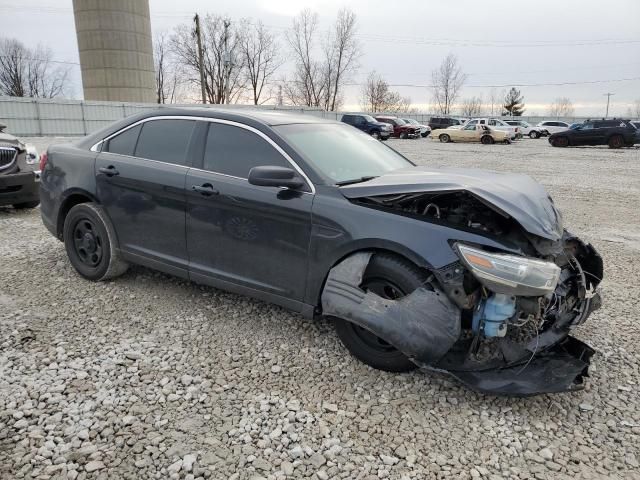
xmin=481 ymin=135 xmax=494 ymax=145
xmin=439 ymin=134 xmax=450 ymax=143
xmin=333 ymin=253 xmax=429 ymax=373
xmin=63 ymin=202 xmax=128 ymax=281
xmin=608 ymin=135 xmax=624 ymax=149
xmin=371 ymin=131 xmax=381 ymax=140
xmin=421 ymin=132 xmax=429 ymax=138
xmin=552 ymin=136 xmax=569 ymax=147
xmin=13 ymin=200 xmax=40 ymax=209
xmin=529 ymin=131 xmax=540 ymax=139
xmin=400 ymin=132 xmax=408 ymax=139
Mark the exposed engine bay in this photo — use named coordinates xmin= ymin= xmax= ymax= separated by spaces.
xmin=324 ymin=191 xmax=603 ymax=395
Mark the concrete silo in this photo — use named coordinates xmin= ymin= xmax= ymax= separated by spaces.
xmin=72 ymin=0 xmax=156 ymax=102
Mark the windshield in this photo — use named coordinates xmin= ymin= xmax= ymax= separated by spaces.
xmin=362 ymin=115 xmax=376 ymax=123
xmin=275 ymin=123 xmax=413 ymax=184
xmin=404 ymin=119 xmax=417 ymax=124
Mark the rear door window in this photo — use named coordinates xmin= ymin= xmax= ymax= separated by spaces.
xmin=105 ymin=124 xmax=142 ymax=156
xmin=203 ymin=123 xmax=289 ymax=178
xmin=134 ymin=119 xmax=196 ymax=166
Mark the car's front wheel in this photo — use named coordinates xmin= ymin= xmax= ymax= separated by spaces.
xmin=371 ymin=131 xmax=381 ymax=140
xmin=63 ymin=203 xmax=128 ymax=281
xmin=333 ymin=254 xmax=429 ymax=372
xmin=529 ymin=131 xmax=540 ymax=139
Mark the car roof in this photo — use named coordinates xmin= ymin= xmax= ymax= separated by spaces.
xmin=76 ymin=107 xmax=339 ymax=149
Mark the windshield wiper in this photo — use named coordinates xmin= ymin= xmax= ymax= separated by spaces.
xmin=335 ymin=176 xmax=379 ymax=186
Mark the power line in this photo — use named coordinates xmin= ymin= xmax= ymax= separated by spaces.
xmin=2 ymin=5 xmax=640 ymax=48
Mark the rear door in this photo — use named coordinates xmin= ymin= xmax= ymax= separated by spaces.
xmin=95 ymin=118 xmax=197 ymax=275
xmin=186 ymin=121 xmax=313 ymax=303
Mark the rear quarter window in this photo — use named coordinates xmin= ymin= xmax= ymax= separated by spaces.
xmin=134 ymin=119 xmax=196 ymax=166
xmin=105 ymin=124 xmax=142 ymax=156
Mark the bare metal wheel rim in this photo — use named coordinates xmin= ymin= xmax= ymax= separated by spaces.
xmin=72 ymin=218 xmax=104 ymax=267
xmin=348 ymin=278 xmax=405 ymax=354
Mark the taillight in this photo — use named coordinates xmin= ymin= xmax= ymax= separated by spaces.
xmin=39 ymin=152 xmax=48 ymax=171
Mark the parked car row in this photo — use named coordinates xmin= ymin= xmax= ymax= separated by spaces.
xmin=341 ymin=114 xmax=429 ymax=140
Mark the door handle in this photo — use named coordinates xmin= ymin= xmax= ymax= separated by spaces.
xmin=192 ymin=183 xmax=219 ymax=196
xmin=99 ymin=166 xmax=119 ymax=176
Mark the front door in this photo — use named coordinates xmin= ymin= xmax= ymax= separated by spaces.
xmin=95 ymin=118 xmax=197 ymax=275
xmin=186 ymin=121 xmax=313 ymax=304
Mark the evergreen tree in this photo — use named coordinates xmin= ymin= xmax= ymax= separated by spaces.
xmin=503 ymin=87 xmax=525 ymax=116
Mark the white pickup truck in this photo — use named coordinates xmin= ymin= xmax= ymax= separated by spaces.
xmin=459 ymin=118 xmax=519 ymax=140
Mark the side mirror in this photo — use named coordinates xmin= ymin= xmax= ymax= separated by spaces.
xmin=248 ymin=166 xmax=305 ymax=190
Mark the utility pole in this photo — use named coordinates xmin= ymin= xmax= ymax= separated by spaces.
xmin=604 ymin=92 xmax=615 ymax=118
xmin=223 ymin=20 xmax=231 ymax=105
xmin=194 ymin=14 xmax=206 ymax=104
xmin=277 ymin=85 xmax=283 ymax=106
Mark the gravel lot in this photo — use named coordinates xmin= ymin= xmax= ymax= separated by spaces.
xmin=1 ymin=137 xmax=639 ymax=480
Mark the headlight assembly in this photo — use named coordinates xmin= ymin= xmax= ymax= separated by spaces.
xmin=456 ymin=243 xmax=561 ymax=296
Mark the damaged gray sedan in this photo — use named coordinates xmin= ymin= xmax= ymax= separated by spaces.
xmin=40 ymin=110 xmax=602 ymax=396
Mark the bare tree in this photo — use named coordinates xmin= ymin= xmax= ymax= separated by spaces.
xmin=285 ymin=8 xmax=360 ymax=110
xmin=360 ymin=71 xmax=412 ymax=113
xmin=0 ymin=38 xmax=69 ymax=98
xmin=629 ymin=98 xmax=640 ymax=118
xmin=460 ymin=96 xmax=483 ymax=116
xmin=431 ymin=53 xmax=466 ymax=115
xmin=548 ymin=97 xmax=575 ymax=117
xmin=171 ymin=15 xmax=246 ymax=104
xmin=284 ymin=9 xmax=325 ymax=107
xmin=154 ymin=32 xmax=183 ymax=104
xmin=487 ymin=88 xmax=499 ymax=116
xmin=239 ymin=21 xmax=282 ymax=105
xmin=323 ymin=8 xmax=360 ymax=111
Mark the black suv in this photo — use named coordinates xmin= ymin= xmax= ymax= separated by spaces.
xmin=549 ymin=119 xmax=639 ymax=148
xmin=428 ymin=117 xmax=463 ymax=130
xmin=341 ymin=114 xmax=392 ymax=140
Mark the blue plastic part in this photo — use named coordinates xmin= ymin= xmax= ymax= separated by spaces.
xmin=472 ymin=293 xmax=516 ymax=337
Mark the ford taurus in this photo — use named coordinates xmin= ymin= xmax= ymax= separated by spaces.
xmin=40 ymin=108 xmax=603 ymax=396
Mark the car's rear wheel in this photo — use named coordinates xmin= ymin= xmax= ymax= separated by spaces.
xmin=608 ymin=135 xmax=624 ymax=149
xmin=333 ymin=254 xmax=429 ymax=372
xmin=529 ymin=131 xmax=540 ymax=139
xmin=552 ymin=136 xmax=569 ymax=147
xmin=63 ymin=203 xmax=128 ymax=281
xmin=439 ymin=134 xmax=451 ymax=143
xmin=481 ymin=135 xmax=494 ymax=145
xmin=13 ymin=200 xmax=40 ymax=209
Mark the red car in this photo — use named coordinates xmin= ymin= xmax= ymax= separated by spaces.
xmin=375 ymin=116 xmax=420 ymax=139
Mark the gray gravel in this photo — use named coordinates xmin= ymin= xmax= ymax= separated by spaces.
xmin=1 ymin=137 xmax=639 ymax=480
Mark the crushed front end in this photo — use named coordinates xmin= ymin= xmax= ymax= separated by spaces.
xmin=330 ymin=180 xmax=603 ymax=396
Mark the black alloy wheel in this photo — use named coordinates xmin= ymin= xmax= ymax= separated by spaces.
xmin=72 ymin=218 xmax=104 ymax=268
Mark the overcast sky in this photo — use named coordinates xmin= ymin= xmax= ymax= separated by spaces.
xmin=1 ymin=0 xmax=639 ymax=116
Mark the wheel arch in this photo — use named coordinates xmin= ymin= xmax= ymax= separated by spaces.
xmin=56 ymin=189 xmax=99 ymax=239
xmin=311 ymin=240 xmax=435 ymax=310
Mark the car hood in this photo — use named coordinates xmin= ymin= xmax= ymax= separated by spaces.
xmin=339 ymin=166 xmax=563 ymax=241
xmin=0 ymin=131 xmax=24 ymax=150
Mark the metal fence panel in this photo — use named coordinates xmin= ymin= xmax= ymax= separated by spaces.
xmin=1 ymin=96 xmax=603 ymax=137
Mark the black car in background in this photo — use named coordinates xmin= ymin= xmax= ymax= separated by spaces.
xmin=549 ymin=119 xmax=639 ymax=148
xmin=341 ymin=114 xmax=392 ymax=140
xmin=40 ymin=108 xmax=603 ymax=396
xmin=428 ymin=117 xmax=463 ymax=130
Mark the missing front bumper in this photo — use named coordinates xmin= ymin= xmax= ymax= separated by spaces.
xmin=443 ymin=336 xmax=595 ymax=396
